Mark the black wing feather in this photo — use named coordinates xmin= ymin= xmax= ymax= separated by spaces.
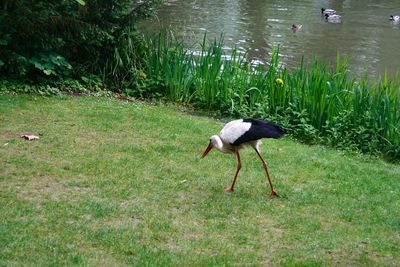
xmin=232 ymin=118 xmax=286 ymax=146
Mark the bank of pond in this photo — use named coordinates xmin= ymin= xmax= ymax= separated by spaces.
xmin=126 ymin=34 xmax=399 ymax=161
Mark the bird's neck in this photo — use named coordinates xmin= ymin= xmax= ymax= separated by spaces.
xmin=211 ymin=135 xmax=233 ymax=154
xmin=211 ymin=135 xmax=223 ymax=149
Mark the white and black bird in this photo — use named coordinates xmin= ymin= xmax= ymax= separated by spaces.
xmin=321 ymin=8 xmax=336 ymax=15
xmin=325 ymin=13 xmax=342 ymax=23
xmin=389 ymin=15 xmax=400 ymax=22
xmin=201 ymin=118 xmax=287 ymax=198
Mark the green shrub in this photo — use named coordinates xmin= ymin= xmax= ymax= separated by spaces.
xmin=0 ymin=0 xmax=160 ymax=82
xmin=129 ymin=33 xmax=400 ymax=160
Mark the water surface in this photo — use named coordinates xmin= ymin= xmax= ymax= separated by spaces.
xmin=141 ymin=0 xmax=400 ymax=78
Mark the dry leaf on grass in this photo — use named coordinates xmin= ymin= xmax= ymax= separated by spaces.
xmin=20 ymin=134 xmax=40 ymax=141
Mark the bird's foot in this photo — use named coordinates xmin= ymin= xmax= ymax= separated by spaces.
xmin=267 ymin=190 xmax=278 ymax=199
xmin=224 ymin=187 xmax=234 ymax=193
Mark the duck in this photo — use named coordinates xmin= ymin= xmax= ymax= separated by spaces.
xmin=321 ymin=8 xmax=336 ymax=15
xmin=291 ymin=24 xmax=303 ymax=32
xmin=389 ymin=15 xmax=400 ymax=22
xmin=325 ymin=13 xmax=342 ymax=23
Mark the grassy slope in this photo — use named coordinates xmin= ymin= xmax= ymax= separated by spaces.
xmin=0 ymin=96 xmax=399 ymax=266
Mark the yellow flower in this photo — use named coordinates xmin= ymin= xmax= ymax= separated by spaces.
xmin=139 ymin=70 xmax=147 ymax=79
xmin=275 ymin=78 xmax=284 ymax=85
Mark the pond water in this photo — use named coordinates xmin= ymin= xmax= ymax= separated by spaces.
xmin=140 ymin=0 xmax=400 ymax=78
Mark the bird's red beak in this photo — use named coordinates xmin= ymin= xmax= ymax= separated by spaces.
xmin=201 ymin=142 xmax=213 ymax=159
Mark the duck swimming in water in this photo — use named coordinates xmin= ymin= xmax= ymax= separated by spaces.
xmin=291 ymin=24 xmax=303 ymax=32
xmin=389 ymin=15 xmax=400 ymax=22
xmin=325 ymin=13 xmax=342 ymax=23
xmin=321 ymin=8 xmax=336 ymax=15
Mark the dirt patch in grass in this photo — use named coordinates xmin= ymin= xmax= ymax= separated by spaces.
xmin=17 ymin=174 xmax=92 ymax=203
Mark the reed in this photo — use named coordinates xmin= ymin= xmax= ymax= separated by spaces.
xmin=128 ymin=33 xmax=400 ymax=160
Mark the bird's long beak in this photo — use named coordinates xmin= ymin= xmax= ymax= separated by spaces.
xmin=201 ymin=142 xmax=213 ymax=159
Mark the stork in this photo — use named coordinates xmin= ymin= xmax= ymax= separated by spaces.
xmin=201 ymin=118 xmax=287 ymax=198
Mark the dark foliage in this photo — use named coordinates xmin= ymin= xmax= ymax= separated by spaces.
xmin=0 ymin=0 xmax=159 ymax=82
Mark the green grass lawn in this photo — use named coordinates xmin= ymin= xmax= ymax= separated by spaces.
xmin=1 ymin=95 xmax=399 ymax=266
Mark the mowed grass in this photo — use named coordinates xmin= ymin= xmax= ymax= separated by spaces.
xmin=1 ymin=96 xmax=399 ymax=266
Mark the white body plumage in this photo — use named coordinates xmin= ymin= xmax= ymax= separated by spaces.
xmin=390 ymin=15 xmax=400 ymax=22
xmin=321 ymin=8 xmax=336 ymax=15
xmin=325 ymin=13 xmax=342 ymax=23
xmin=209 ymin=119 xmax=260 ymax=154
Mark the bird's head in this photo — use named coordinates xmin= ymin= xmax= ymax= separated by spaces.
xmin=201 ymin=135 xmax=222 ymax=159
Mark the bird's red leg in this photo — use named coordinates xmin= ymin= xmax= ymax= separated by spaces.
xmin=254 ymin=148 xmax=278 ymax=198
xmin=225 ymin=151 xmax=241 ymax=193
